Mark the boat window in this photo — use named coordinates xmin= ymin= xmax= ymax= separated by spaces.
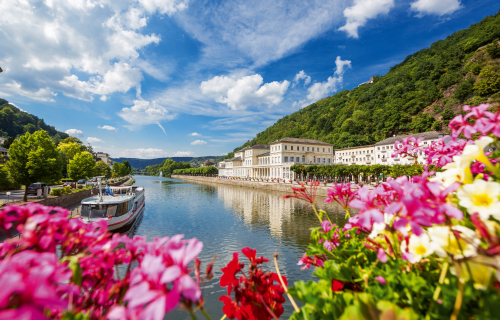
xmin=117 ymin=202 xmax=129 ymax=216
xmin=107 ymin=204 xmax=118 ymax=217
xmin=91 ymin=204 xmax=107 ymax=218
xmin=81 ymin=204 xmax=91 ymax=218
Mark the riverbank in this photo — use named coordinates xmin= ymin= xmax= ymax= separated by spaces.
xmin=171 ymin=175 xmax=336 ymax=196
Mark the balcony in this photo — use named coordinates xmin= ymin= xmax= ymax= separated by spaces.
xmin=365 ymin=161 xmax=371 ymax=164
xmin=394 ymin=158 xmax=400 ymax=161
xmin=381 ymin=150 xmax=386 ymax=153
xmin=381 ymin=159 xmax=387 ymax=162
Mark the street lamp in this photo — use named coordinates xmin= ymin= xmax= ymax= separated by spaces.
xmin=6 ymin=192 xmax=11 ymax=203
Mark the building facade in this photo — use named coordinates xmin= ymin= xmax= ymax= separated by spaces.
xmin=334 ymin=145 xmax=375 ymax=165
xmin=94 ymin=152 xmax=112 ymax=166
xmin=218 ymin=138 xmax=334 ymax=180
xmin=374 ymin=131 xmax=443 ymax=165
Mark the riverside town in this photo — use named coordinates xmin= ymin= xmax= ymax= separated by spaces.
xmin=1 ymin=3 xmax=500 ymax=320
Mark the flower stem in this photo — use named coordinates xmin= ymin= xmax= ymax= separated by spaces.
xmin=344 ymin=207 xmax=350 ymax=219
xmin=189 ymin=309 xmax=198 ymax=320
xmin=273 ymin=253 xmax=300 ymax=313
xmin=450 ymin=265 xmax=464 ymax=320
xmin=200 ymin=308 xmax=212 ymax=320
xmin=311 ymin=204 xmax=322 ymax=223
xmin=220 ymin=316 xmax=227 ymax=320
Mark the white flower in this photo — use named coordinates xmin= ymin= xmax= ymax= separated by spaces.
xmin=430 ymin=155 xmax=472 ymax=187
xmin=428 ymin=225 xmax=480 ymax=260
xmin=368 ymin=214 xmax=393 ymax=239
xmin=452 ymin=255 xmax=498 ymax=290
xmin=457 ymin=179 xmax=500 ymax=221
xmin=400 ymin=234 xmax=435 ymax=263
xmin=461 ymin=136 xmax=494 ymax=165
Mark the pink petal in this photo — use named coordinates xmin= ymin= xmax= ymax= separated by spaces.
xmin=377 ymin=248 xmax=387 ymax=263
xmin=160 ymin=266 xmax=181 ymax=284
xmin=179 ymin=275 xmax=201 ymax=302
xmin=375 ymin=276 xmax=386 ymax=284
xmin=182 ymin=239 xmax=203 ymax=267
xmin=165 ymin=284 xmax=180 ymax=312
xmin=124 ymin=282 xmax=159 ymax=309
xmin=107 ymin=306 xmax=126 ymax=320
xmin=141 ymin=296 xmax=166 ymax=320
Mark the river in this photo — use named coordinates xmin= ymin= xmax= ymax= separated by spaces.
xmin=126 ymin=175 xmax=349 ymax=319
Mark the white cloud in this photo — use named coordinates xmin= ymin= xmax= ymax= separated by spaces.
xmin=305 ymin=56 xmax=351 ymax=102
xmin=189 ymin=132 xmax=201 ymax=136
xmin=0 ymin=0 xmax=187 ymax=102
xmin=338 ymin=0 xmax=395 ymax=38
xmin=98 ymin=125 xmax=117 ymax=131
xmin=410 ymin=0 xmax=462 ymax=16
xmin=200 ymin=74 xmax=290 ymax=110
xmin=173 ymin=151 xmax=193 ymax=157
xmin=176 ymin=0 xmax=349 ymax=67
xmin=118 ymin=99 xmax=176 ymax=128
xmin=191 ymin=140 xmax=207 ymax=145
xmin=65 ymin=129 xmax=83 ymax=138
xmin=292 ymin=70 xmax=311 ymax=87
xmin=100 ymin=95 xmax=108 ymax=101
xmin=87 ymin=137 xmax=104 ymax=144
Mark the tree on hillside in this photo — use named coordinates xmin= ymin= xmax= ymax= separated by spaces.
xmin=95 ymin=161 xmax=112 ymax=179
xmin=68 ymin=152 xmax=96 ymax=181
xmin=122 ymin=160 xmax=132 ymax=175
xmin=8 ymin=130 xmax=62 ymax=201
xmin=1 ymin=136 xmax=14 ymax=149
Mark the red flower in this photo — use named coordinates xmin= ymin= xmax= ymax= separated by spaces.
xmin=241 ymin=247 xmax=268 ymax=265
xmin=220 ymin=252 xmax=242 ymax=294
xmin=332 ymin=280 xmax=344 ymax=292
xmin=282 ymin=181 xmax=320 ymax=204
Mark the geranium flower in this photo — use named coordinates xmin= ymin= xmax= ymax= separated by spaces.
xmin=324 ymin=183 xmax=358 ymax=217
xmin=457 ymin=179 xmax=500 ymax=221
xmin=400 ymin=234 xmax=434 ymax=263
xmin=297 ymin=253 xmax=325 ymax=270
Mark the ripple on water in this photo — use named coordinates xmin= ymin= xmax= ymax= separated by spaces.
xmin=123 ymin=176 xmax=351 ymax=319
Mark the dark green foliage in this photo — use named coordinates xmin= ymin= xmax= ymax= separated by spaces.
xmin=234 ymin=12 xmax=500 ymax=151
xmin=485 ymin=39 xmax=500 ymax=58
xmin=173 ymin=166 xmax=218 ymax=175
xmin=161 ymin=159 xmax=192 ymax=177
xmin=0 ymin=99 xmax=68 ymax=141
xmin=454 ymin=77 xmax=475 ymax=101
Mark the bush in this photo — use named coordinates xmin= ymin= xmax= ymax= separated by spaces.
xmin=474 ymin=65 xmax=500 ymax=96
xmin=77 ymin=185 xmax=83 ymax=189
xmin=50 ymin=187 xmax=64 ymax=196
xmin=454 ymin=77 xmax=475 ymax=101
xmin=485 ymin=40 xmax=500 ymax=59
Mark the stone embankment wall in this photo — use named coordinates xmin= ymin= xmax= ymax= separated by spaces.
xmin=171 ymin=175 xmax=331 ymax=197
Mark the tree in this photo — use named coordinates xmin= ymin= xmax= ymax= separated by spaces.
xmin=1 ymin=136 xmax=14 ymax=149
xmin=8 ymin=130 xmax=62 ymax=201
xmin=112 ymin=162 xmax=128 ymax=178
xmin=95 ymin=161 xmax=112 ymax=179
xmin=68 ymin=152 xmax=96 ymax=181
xmin=57 ymin=142 xmax=82 ymax=160
xmin=122 ymin=160 xmax=132 ymax=175
xmin=474 ymin=66 xmax=500 ymax=96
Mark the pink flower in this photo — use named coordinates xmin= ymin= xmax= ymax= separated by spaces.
xmin=375 ymin=276 xmax=386 ymax=284
xmin=324 ymin=183 xmax=358 ymax=209
xmin=393 ymin=136 xmax=425 ymax=160
xmin=297 ymin=253 xmax=325 ymax=270
xmin=377 ymin=248 xmax=388 ymax=263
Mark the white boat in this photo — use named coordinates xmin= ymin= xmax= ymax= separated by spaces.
xmin=80 ymin=185 xmax=145 ymax=231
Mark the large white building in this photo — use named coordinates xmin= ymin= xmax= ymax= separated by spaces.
xmin=333 ymin=131 xmax=443 ymax=166
xmin=218 ymin=138 xmax=334 ymax=180
xmin=374 ymin=131 xmax=443 ymax=165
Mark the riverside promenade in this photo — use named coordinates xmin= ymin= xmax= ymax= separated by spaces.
xmin=171 ymin=175 xmax=337 ymax=197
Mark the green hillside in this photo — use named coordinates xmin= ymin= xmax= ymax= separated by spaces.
xmin=0 ymin=98 xmax=69 ymax=145
xmin=235 ymin=11 xmax=500 ymax=151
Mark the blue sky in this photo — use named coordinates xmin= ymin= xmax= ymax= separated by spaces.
xmin=0 ymin=0 xmax=498 ymax=158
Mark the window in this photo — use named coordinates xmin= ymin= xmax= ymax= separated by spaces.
xmin=302 ymin=156 xmax=305 ymax=162
xmin=378 ymin=155 xmax=380 ymax=158
xmin=378 ymin=147 xmax=380 ymax=150
xmin=328 ymin=148 xmax=330 ymax=152
xmin=285 ymin=145 xmax=287 ymax=150
xmin=296 ymin=157 xmax=300 ymax=162
xmin=328 ymin=158 xmax=331 ymax=163
xmin=317 ymin=148 xmax=319 ymax=152
xmin=291 ymin=146 xmax=293 ymax=150
xmin=302 ymin=147 xmax=304 ymax=151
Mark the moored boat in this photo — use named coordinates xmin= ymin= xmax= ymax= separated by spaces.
xmin=80 ymin=184 xmax=145 ymax=231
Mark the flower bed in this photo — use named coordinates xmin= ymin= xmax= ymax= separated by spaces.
xmin=2 ymin=103 xmax=500 ymax=319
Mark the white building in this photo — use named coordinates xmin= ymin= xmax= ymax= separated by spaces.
xmin=374 ymin=131 xmax=443 ymax=165
xmin=219 ymin=138 xmax=334 ymax=180
xmin=334 ymin=145 xmax=375 ymax=165
xmin=94 ymin=152 xmax=112 ymax=166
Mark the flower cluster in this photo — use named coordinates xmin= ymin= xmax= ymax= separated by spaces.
xmin=324 ymin=183 xmax=358 ymax=218
xmin=0 ymin=204 xmax=208 ymax=320
xmin=219 ymin=248 xmax=287 ymax=320
xmin=392 ymin=135 xmax=426 ymax=161
xmin=449 ymin=104 xmax=500 ymax=139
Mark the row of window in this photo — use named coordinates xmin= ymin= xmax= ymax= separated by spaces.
xmin=338 ymin=149 xmax=374 ymax=156
xmin=342 ymin=157 xmax=374 ymax=162
xmin=81 ymin=199 xmax=135 ymax=219
xmin=283 ymin=145 xmax=331 ymax=153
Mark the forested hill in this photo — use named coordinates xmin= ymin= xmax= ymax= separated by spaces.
xmin=0 ymin=98 xmax=69 ymax=143
xmin=234 ymin=11 xmax=500 ymax=152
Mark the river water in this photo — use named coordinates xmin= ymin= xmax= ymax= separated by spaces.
xmin=127 ymin=175 xmax=349 ymax=319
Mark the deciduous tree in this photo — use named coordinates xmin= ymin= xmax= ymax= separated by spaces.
xmin=68 ymin=151 xmax=96 ymax=181
xmin=8 ymin=130 xmax=62 ymax=201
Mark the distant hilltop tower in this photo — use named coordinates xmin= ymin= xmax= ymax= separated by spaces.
xmin=358 ymin=76 xmax=374 ymax=87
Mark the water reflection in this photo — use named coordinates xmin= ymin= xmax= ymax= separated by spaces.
xmin=129 ymin=176 xmax=350 ymax=319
